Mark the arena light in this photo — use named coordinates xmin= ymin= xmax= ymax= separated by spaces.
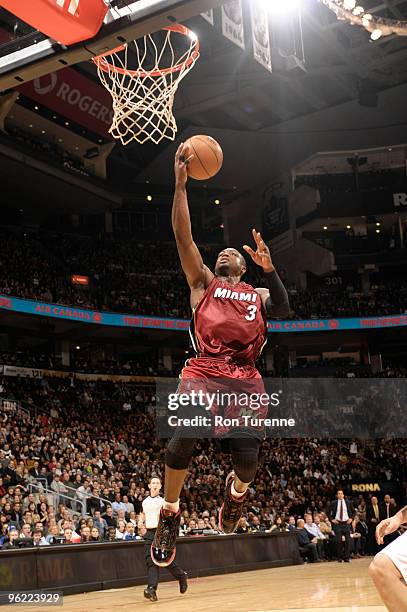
xmin=370 ymin=29 xmax=383 ymax=40
xmin=318 ymin=0 xmax=407 ymax=38
xmin=214 ymin=199 xmax=220 ymax=205
xmin=254 ymin=0 xmax=302 ymax=15
xmin=346 ymin=224 xmax=351 ymax=229
xmin=147 ymin=195 xmax=153 ymax=202
xmin=323 ymin=225 xmax=328 ymax=230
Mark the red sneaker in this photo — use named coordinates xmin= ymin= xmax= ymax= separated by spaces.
xmin=218 ymin=472 xmax=247 ymax=534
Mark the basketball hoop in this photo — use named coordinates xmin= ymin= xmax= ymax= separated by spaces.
xmin=92 ymin=24 xmax=199 ymax=145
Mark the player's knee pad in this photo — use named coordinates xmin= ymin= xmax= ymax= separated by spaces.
xmin=165 ymin=435 xmax=196 ymax=470
xmin=229 ymin=437 xmax=260 ymax=483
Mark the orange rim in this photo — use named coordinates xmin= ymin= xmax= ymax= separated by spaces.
xmin=92 ymin=23 xmax=199 ymax=77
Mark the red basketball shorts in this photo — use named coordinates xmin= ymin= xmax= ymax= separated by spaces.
xmin=177 ymin=356 xmax=268 ymax=438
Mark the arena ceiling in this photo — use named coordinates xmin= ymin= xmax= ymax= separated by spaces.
xmin=1 ymin=0 xmax=407 ymax=194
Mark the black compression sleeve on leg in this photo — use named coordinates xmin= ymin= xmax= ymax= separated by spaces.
xmin=166 ymin=433 xmax=196 ymax=470
xmin=229 ymin=437 xmax=260 ymax=483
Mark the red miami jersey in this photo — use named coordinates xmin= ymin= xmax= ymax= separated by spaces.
xmin=190 ymin=277 xmax=267 ymax=364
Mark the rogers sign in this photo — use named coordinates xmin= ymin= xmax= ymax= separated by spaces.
xmin=17 ymin=68 xmax=114 ymax=138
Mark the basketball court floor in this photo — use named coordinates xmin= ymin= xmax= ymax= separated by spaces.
xmin=21 ymin=559 xmax=385 ymax=612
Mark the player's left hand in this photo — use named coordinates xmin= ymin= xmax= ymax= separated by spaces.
xmin=174 ymin=142 xmax=194 ymax=186
xmin=376 ymin=516 xmax=401 ymax=545
xmin=243 ymin=229 xmax=275 ymax=273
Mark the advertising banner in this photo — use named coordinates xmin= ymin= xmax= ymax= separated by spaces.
xmin=222 ymin=1 xmax=245 ymax=49
xmin=1 ymin=294 xmax=407 ymax=333
xmin=17 ymin=68 xmax=114 ymax=138
xmin=250 ymin=1 xmax=272 ymax=72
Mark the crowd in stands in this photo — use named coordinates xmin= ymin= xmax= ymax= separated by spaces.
xmin=0 ymin=228 xmax=407 ymax=320
xmin=2 ymin=348 xmax=407 ymax=382
xmin=0 ymin=373 xmax=405 ymax=558
xmin=5 ymin=125 xmax=90 ymax=178
xmin=294 ymin=168 xmax=404 ymax=193
xmin=0 ymin=350 xmax=183 ymax=377
xmin=288 ymin=282 xmax=407 ymax=319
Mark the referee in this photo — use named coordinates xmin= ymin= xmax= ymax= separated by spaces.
xmin=141 ymin=475 xmax=188 ymax=601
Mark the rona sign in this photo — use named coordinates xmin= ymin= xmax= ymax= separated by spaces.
xmin=347 ymin=481 xmax=401 ymax=497
xmin=393 ymin=193 xmax=407 ymax=208
xmin=351 ymin=483 xmax=380 ymax=493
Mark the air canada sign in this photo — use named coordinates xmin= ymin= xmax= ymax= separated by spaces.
xmin=18 ymin=68 xmax=114 ymax=138
xmin=35 ymin=304 xmax=102 ymax=323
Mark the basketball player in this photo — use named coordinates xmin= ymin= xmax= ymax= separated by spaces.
xmin=141 ymin=475 xmax=188 ymax=601
xmin=151 ymin=143 xmax=290 ymax=567
xmin=369 ymin=505 xmax=407 ymax=610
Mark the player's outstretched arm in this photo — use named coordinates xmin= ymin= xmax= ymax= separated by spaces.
xmin=376 ymin=505 xmax=407 ymax=545
xmin=244 ymin=229 xmax=290 ymax=318
xmin=172 ymin=143 xmax=214 ymax=291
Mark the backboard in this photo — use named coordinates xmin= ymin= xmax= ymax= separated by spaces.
xmin=0 ymin=0 xmax=224 ymax=91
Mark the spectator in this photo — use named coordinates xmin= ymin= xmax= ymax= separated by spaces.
xmin=102 ymin=506 xmax=116 ymax=528
xmin=76 ymin=479 xmax=91 ymax=513
xmin=350 ymin=517 xmax=362 ymax=558
xmin=128 ymin=511 xmax=138 ymax=529
xmin=304 ymin=513 xmax=326 ymax=559
xmin=80 ymin=526 xmax=91 ymax=543
xmin=124 ymin=523 xmax=139 ymax=541
xmin=296 ymin=519 xmax=319 ymax=563
xmin=366 ymin=495 xmax=381 ymax=555
xmin=105 ymin=526 xmax=118 ymax=542
xmin=112 ymin=494 xmax=127 ymax=516
xmin=355 ymin=512 xmax=369 ymax=555
xmin=93 ymin=510 xmax=108 ymax=538
xmin=115 ymin=519 xmax=126 ymax=540
xmin=249 ymin=516 xmax=266 ymax=533
xmin=286 ymin=516 xmax=297 ymax=531
xmin=269 ymin=516 xmax=288 ymax=533
xmin=33 ymin=529 xmax=49 ymax=547
xmin=1 ymin=527 xmax=20 ymax=549
xmin=90 ymin=527 xmax=102 ymax=542
xmin=45 ymin=525 xmax=61 ymax=545
xmin=122 ymin=495 xmax=134 ymax=516
xmin=19 ymin=523 xmax=32 ymax=540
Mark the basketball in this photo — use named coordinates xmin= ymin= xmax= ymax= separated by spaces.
xmin=184 ymin=135 xmax=223 ymax=181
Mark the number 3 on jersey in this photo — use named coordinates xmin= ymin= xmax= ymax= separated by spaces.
xmin=245 ymin=305 xmax=257 ymax=321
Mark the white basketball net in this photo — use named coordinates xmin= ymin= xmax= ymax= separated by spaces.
xmin=93 ymin=25 xmax=199 ymax=145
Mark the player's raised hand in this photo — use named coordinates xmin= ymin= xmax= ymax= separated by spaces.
xmin=376 ymin=516 xmax=401 ymax=545
xmin=174 ymin=142 xmax=193 ymax=186
xmin=243 ymin=229 xmax=275 ymax=273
